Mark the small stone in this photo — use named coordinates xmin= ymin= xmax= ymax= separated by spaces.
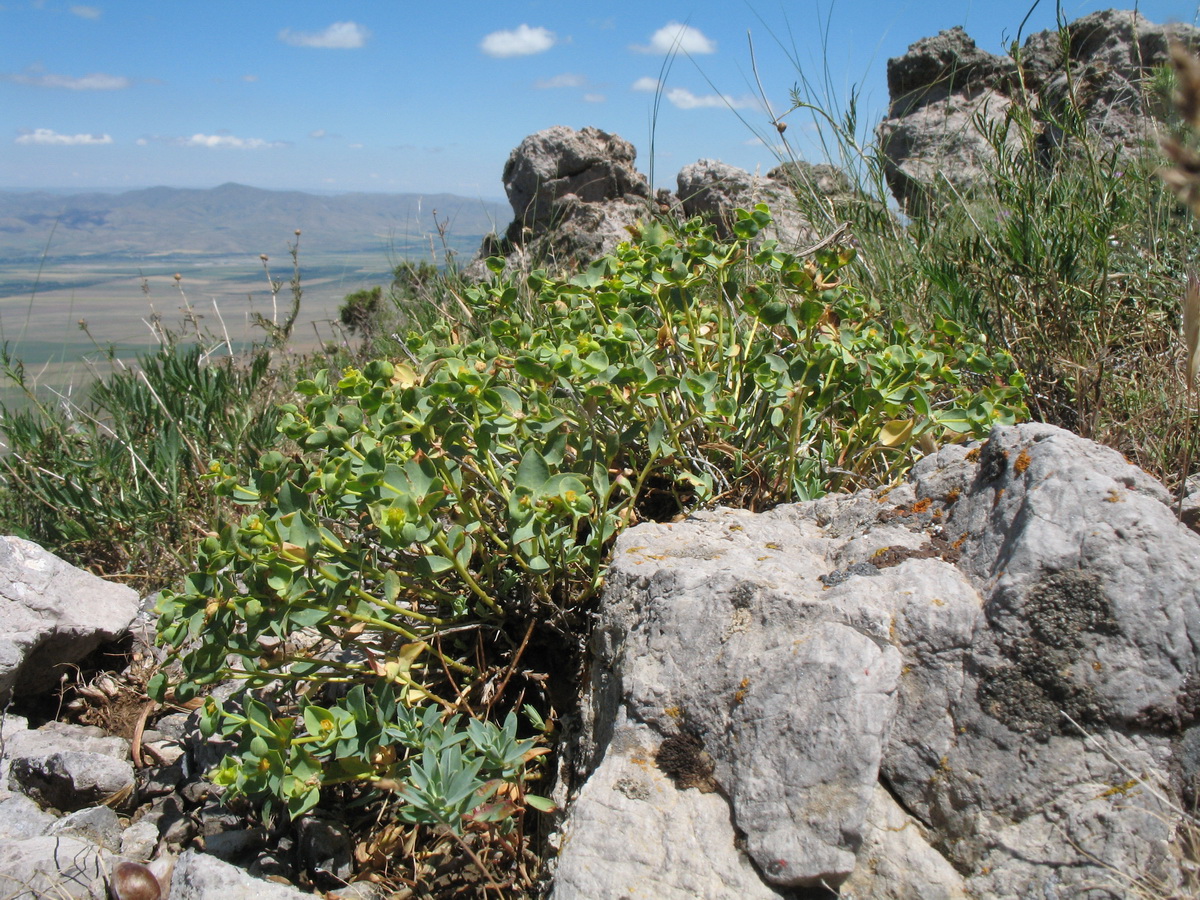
xmin=180 ymin=780 xmax=212 ymax=804
xmin=139 ymin=758 xmax=186 ymax=798
xmin=297 ymin=817 xmax=353 ymax=888
xmin=148 ymin=712 xmax=190 ymax=741
xmin=0 ymin=792 xmax=56 ymax=841
xmin=198 ymin=797 xmax=244 ymax=837
xmin=121 ymin=819 xmax=161 ymax=861
xmin=45 ymin=805 xmax=122 ymax=852
xmin=204 ymin=827 xmax=268 ymax=862
xmin=142 ymin=740 xmax=184 ymax=766
xmin=247 ymin=847 xmax=295 ymax=883
xmin=10 ymin=750 xmax=135 ymax=812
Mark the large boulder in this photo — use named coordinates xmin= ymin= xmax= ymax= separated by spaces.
xmin=876 ymin=26 xmax=1019 ymax=212
xmin=552 ymin=422 xmax=1200 ymax=897
xmin=0 ymin=536 xmax=140 ymax=701
xmin=676 ymin=159 xmax=819 ymax=250
xmin=472 ymin=126 xmax=652 ymax=275
xmin=877 ymin=10 xmax=1200 ymax=210
xmin=502 ymin=126 xmax=649 ymax=237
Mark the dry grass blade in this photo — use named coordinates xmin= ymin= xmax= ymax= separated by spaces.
xmin=1182 ymin=272 xmax=1200 ymax=520
xmin=1186 ymin=272 xmax=1200 ymax=387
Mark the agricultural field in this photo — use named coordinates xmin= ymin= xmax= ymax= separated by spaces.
xmin=0 ymin=243 xmax=471 ymax=409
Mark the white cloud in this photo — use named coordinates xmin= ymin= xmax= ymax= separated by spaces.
xmin=15 ymin=128 xmax=112 ymax=145
xmin=534 ymin=73 xmax=585 ymax=89
xmin=583 ymin=93 xmax=605 ymax=103
xmin=178 ymin=133 xmax=285 ymax=149
xmin=309 ymin=129 xmax=327 ymax=139
xmin=4 ymin=69 xmax=129 ymax=90
xmin=632 ymin=21 xmax=716 ymax=55
xmin=480 ymin=24 xmax=556 ymax=58
xmin=665 ymin=87 xmax=758 ymax=111
xmin=279 ymin=21 xmax=369 ymax=49
xmin=745 ymin=136 xmax=787 ymax=153
xmin=242 ymin=74 xmax=258 ymax=82
xmin=69 ymin=5 xmax=101 ymax=18
xmin=631 ymin=76 xmax=661 ymax=93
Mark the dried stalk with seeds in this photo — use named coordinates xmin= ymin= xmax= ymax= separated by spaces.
xmin=1180 ymin=273 xmax=1200 ymax=518
xmin=1160 ymin=43 xmax=1200 ymax=517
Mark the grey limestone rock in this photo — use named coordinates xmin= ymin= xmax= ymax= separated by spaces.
xmin=471 ymin=125 xmax=652 ymax=275
xmin=502 ymin=125 xmax=649 ymax=236
xmin=10 ymin=749 xmax=136 ymax=812
xmin=0 ymin=834 xmax=110 ymax=900
xmin=2 ymin=718 xmax=135 ymax=818
xmin=553 ymin=718 xmax=785 ymax=899
xmin=120 ymin=819 xmax=161 ymax=861
xmin=0 ymin=791 xmax=56 ymax=841
xmin=45 ymin=805 xmax=123 ymax=853
xmin=838 ymin=785 xmax=969 ymax=900
xmin=471 ymin=128 xmax=855 ymax=280
xmin=676 ymin=158 xmax=818 ymax=251
xmin=877 ymin=10 xmax=1200 ymax=211
xmin=169 ymin=849 xmax=313 ymax=900
xmin=0 ymin=535 xmax=140 ymax=705
xmin=554 ymin=422 xmax=1200 ymax=898
xmin=0 ymin=535 xmax=140 ymax=700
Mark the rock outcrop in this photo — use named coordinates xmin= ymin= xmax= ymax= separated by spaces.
xmin=471 ymin=127 xmax=833 ymax=277
xmin=473 ymin=125 xmax=652 ymax=275
xmin=0 ymin=535 xmax=140 ymax=701
xmin=676 ymin=159 xmax=819 ymax=250
xmin=552 ymin=422 xmax=1200 ymax=898
xmin=877 ymin=10 xmax=1200 ymax=210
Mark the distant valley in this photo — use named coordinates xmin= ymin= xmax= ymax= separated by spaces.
xmin=0 ymin=185 xmax=512 ymax=405
xmin=0 ymin=183 xmax=509 ymax=262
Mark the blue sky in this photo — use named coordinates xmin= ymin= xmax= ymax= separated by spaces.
xmin=3 ymin=0 xmax=1198 ymax=200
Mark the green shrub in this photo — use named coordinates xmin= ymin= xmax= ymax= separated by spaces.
xmin=153 ymin=206 xmax=1024 ymax=836
xmin=338 ymin=286 xmax=383 ymax=338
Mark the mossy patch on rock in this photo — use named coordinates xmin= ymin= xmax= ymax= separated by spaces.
xmin=655 ymin=731 xmax=718 ymax=793
xmin=977 ymin=570 xmax=1116 ymax=740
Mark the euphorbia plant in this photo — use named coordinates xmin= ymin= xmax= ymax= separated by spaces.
xmin=153 ymin=205 xmax=1024 ymax=829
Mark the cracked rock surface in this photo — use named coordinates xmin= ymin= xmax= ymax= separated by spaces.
xmin=552 ymin=422 xmax=1200 ymax=898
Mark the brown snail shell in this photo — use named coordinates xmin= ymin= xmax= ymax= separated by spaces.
xmin=109 ymin=861 xmax=162 ymax=900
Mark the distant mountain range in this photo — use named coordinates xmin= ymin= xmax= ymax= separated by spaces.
xmin=0 ymin=183 xmax=511 ymax=261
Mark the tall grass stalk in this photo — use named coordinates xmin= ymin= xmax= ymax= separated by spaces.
xmin=1162 ymin=42 xmax=1200 ymax=516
